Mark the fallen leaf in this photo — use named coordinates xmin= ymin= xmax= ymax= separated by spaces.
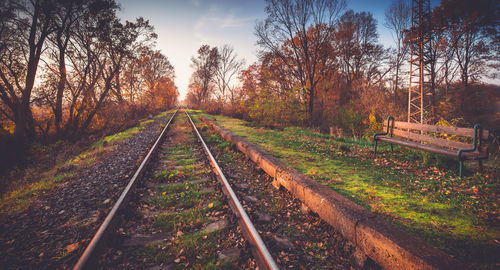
xmin=66 ymin=242 xmax=79 ymax=253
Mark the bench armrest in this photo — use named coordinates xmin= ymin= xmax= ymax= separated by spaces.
xmin=374 ymin=116 xmax=394 ymax=141
xmin=457 ymin=124 xmax=481 ymax=160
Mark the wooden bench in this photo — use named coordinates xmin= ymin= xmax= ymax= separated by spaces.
xmin=373 ymin=116 xmax=489 ymax=177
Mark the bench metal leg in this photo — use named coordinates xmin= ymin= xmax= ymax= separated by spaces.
xmin=478 ymin=160 xmax=483 ymax=172
xmin=373 ymin=141 xmax=378 ymax=156
xmin=390 ymin=143 xmax=394 ymax=152
xmin=459 ymin=161 xmax=463 ymax=178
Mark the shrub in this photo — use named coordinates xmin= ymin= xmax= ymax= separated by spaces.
xmin=334 ymin=101 xmax=366 ymax=138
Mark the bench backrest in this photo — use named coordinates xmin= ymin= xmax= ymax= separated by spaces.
xmin=390 ymin=121 xmax=489 ymax=150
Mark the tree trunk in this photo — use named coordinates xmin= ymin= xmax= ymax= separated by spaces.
xmin=55 ymin=53 xmax=66 ymax=135
xmin=115 ymin=71 xmax=124 ymax=103
xmin=14 ymin=106 xmax=27 ymax=144
xmin=394 ymin=63 xmax=399 ymax=103
xmin=394 ymin=42 xmax=400 ymax=103
xmin=15 ymin=58 xmax=39 ymax=140
xmin=308 ymin=87 xmax=315 ymax=126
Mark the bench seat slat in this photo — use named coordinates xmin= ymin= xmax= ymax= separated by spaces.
xmin=393 ymin=121 xmax=489 ymax=140
xmin=462 ymin=147 xmax=488 ymax=159
xmin=392 ymin=129 xmax=472 ymax=150
xmin=377 ymin=136 xmax=457 ymax=156
xmin=377 ymin=136 xmax=487 ymax=160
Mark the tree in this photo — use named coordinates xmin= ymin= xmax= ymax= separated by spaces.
xmin=434 ymin=0 xmax=499 ymax=109
xmin=189 ymin=45 xmax=219 ymax=107
xmin=434 ymin=32 xmax=458 ymax=95
xmin=38 ymin=0 xmax=120 ymax=135
xmin=255 ymin=0 xmax=345 ymax=125
xmin=139 ymin=48 xmax=175 ymax=96
xmin=51 ymin=1 xmax=154 ymax=135
xmin=213 ymin=45 xmax=244 ymax=107
xmin=144 ymin=77 xmax=178 ymax=110
xmin=335 ymin=10 xmax=387 ymax=102
xmin=384 ymin=0 xmax=410 ymax=103
xmin=238 ymin=63 xmax=261 ymax=104
xmin=136 ymin=48 xmax=177 ymax=109
xmin=0 ymin=0 xmax=55 ymax=142
xmin=103 ymin=17 xmax=156 ymax=104
xmin=48 ymin=0 xmax=82 ymax=134
xmin=78 ymin=16 xmax=153 ymax=132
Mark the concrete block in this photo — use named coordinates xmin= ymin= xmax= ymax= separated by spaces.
xmin=246 ymin=145 xmax=261 ymax=165
xmin=302 ymin=183 xmax=364 ymax=241
xmin=355 ymin=216 xmax=464 ymax=270
xmin=257 ymin=154 xmax=278 ymax=178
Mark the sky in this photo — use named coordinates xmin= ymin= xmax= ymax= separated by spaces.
xmin=117 ymin=0 xmax=440 ymax=100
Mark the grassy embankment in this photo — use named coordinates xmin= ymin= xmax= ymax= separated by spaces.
xmin=0 ymin=110 xmax=173 ymax=215
xmin=199 ymin=112 xmax=499 ymax=267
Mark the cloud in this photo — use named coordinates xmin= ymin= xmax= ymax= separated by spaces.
xmin=190 ymin=0 xmax=202 ymax=7
xmin=220 ymin=14 xmax=255 ymax=28
xmin=193 ymin=8 xmax=256 ymax=43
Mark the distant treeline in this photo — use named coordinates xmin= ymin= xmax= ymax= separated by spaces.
xmin=186 ymin=0 xmax=499 ymax=137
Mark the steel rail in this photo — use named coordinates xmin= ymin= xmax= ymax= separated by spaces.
xmin=185 ymin=111 xmax=279 ymax=270
xmin=73 ymin=109 xmax=178 ymax=270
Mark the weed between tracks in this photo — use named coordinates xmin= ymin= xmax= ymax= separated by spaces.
xmin=150 ymin=182 xmax=214 ymax=209
xmin=199 ymin=112 xmax=499 ymax=268
xmin=155 ymin=203 xmax=216 ymax=232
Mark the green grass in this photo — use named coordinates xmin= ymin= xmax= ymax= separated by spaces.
xmin=140 ymin=119 xmax=154 ymax=126
xmin=165 ymin=144 xmax=194 ymax=157
xmin=143 ymin=229 xmax=237 ymax=269
xmin=0 ymin=170 xmax=75 ymax=214
xmin=155 ymin=166 xmax=210 ymax=182
xmin=154 ymin=202 xmax=221 ymax=232
xmin=155 ymin=169 xmax=181 ymax=181
xmin=91 ymin=126 xmax=141 ymax=149
xmin=175 ymin=158 xmax=196 ymax=166
xmin=151 ymin=181 xmax=215 ymax=209
xmin=199 ymin=112 xmax=500 ymax=267
xmin=152 ymin=109 xmax=175 ymax=120
xmin=157 ymin=180 xmax=207 ymax=194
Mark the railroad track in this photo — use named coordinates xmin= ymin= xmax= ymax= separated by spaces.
xmin=73 ymin=109 xmax=357 ymax=269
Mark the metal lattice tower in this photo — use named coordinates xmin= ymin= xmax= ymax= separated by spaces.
xmin=408 ymin=0 xmax=432 ymax=124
